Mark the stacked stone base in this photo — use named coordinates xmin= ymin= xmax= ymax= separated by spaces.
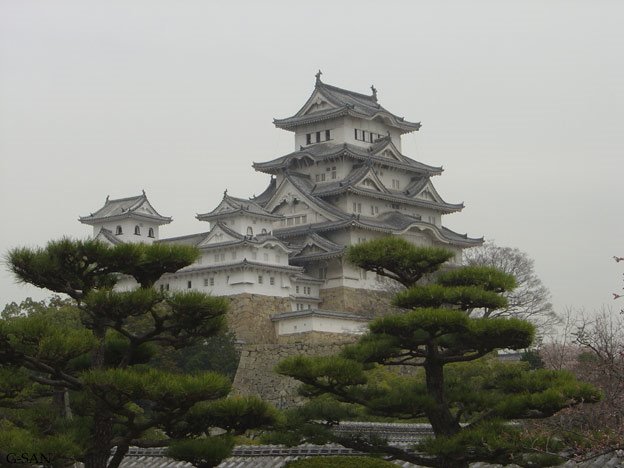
xmin=229 ymin=286 xmax=398 ymax=405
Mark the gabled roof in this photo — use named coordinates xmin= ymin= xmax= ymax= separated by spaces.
xmin=94 ymin=227 xmax=122 ymax=245
xmin=79 ymin=192 xmax=172 ymax=225
xmin=253 ymin=142 xmax=441 ymax=176
xmin=273 ymin=74 xmax=421 ymax=134
xmin=274 ymin=212 xmax=483 ymax=247
xmin=156 ymin=231 xmax=210 ymax=246
xmin=289 ymin=232 xmax=346 ymax=264
xmin=290 ymin=161 xmax=462 ymax=214
xmin=197 ymin=191 xmax=283 ymax=222
xmin=261 ymin=172 xmax=348 ymax=222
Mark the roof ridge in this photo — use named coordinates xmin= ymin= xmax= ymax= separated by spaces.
xmin=318 ymin=81 xmax=376 ymax=102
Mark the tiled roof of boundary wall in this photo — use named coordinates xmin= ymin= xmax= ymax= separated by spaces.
xmin=73 ymin=444 xmax=624 ymax=468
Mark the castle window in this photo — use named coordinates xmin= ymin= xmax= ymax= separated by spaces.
xmin=306 ymin=133 xmax=312 ymax=145
xmin=315 ymin=131 xmax=321 ymax=143
xmin=165 ymin=284 xmax=169 ymax=291
xmin=362 ymin=130 xmax=368 ymax=141
xmin=187 ymin=281 xmax=192 ymax=289
xmin=296 ymin=286 xmax=300 ymax=294
xmin=247 ymin=226 xmax=253 ymax=236
xmin=115 ymin=225 xmax=123 ymax=235
xmin=318 ymin=267 xmax=327 ymax=279
xmin=210 ymin=277 xmax=215 ymax=286
xmin=392 ymin=179 xmax=401 ymax=190
xmin=204 ymin=278 xmax=209 ymax=287
xmin=308 ymin=304 xmax=312 ymax=309
xmin=270 ymin=277 xmax=275 ymax=285
xmin=331 ymin=166 xmax=336 ymax=179
xmin=354 ymin=129 xmax=360 ymax=140
xmin=258 ymin=275 xmax=263 ymax=284
xmin=261 ymin=228 xmax=267 ymax=234
xmin=159 ymin=284 xmax=164 ymax=292
xmin=325 ymin=129 xmax=331 ymax=140
xmin=148 ymin=228 xmax=155 ymax=238
xmin=134 ymin=225 xmax=141 ymax=235
xmin=320 ymin=173 xmax=325 ymax=182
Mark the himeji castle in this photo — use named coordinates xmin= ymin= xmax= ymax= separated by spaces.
xmin=79 ymin=74 xmax=482 ymax=399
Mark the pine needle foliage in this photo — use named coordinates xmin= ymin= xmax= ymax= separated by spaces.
xmin=1 ymin=238 xmax=277 ymax=468
xmin=277 ymin=238 xmax=600 ymax=468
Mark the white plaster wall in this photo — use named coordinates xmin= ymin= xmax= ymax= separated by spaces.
xmin=276 ymin=315 xmax=367 ymax=336
xmin=92 ymin=219 xmax=160 ymax=244
xmin=294 ymin=120 xmax=342 ymax=149
xmin=154 ymin=267 xmax=294 ymax=297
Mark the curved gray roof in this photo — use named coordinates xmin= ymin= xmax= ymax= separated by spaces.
xmin=80 ymin=192 xmax=172 ymax=225
xmin=273 ymin=78 xmax=421 ymax=134
xmin=253 ymin=142 xmax=441 ymax=176
xmin=197 ymin=192 xmax=283 ymax=222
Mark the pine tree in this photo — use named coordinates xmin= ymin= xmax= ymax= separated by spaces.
xmin=277 ymin=238 xmax=599 ymax=468
xmin=0 ymin=238 xmax=277 ymax=468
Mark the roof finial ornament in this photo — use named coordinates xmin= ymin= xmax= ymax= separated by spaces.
xmin=315 ymin=69 xmax=323 ymax=85
xmin=142 ymin=189 xmax=146 ymax=196
xmin=371 ymin=85 xmax=377 ymax=101
xmin=224 ymin=189 xmax=228 ymax=197
xmin=105 ymin=195 xmax=109 ymax=203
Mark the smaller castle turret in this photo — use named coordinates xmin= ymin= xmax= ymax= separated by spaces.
xmin=79 ymin=192 xmax=171 ymax=244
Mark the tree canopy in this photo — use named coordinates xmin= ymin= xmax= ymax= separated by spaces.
xmin=0 ymin=238 xmax=277 ymax=468
xmin=277 ymin=238 xmax=599 ymax=468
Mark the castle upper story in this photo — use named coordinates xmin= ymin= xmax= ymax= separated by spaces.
xmin=273 ymin=71 xmax=421 ymax=153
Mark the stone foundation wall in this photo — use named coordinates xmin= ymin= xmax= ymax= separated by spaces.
xmin=225 ymin=294 xmax=290 ymax=344
xmin=319 ymin=286 xmax=402 ymax=318
xmin=232 ymin=338 xmax=357 ymax=408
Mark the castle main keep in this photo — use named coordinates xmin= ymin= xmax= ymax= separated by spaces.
xmin=80 ymin=74 xmax=482 ymax=404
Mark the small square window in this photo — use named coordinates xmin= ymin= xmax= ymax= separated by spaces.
xmin=270 ymin=277 xmax=275 ymax=285
xmin=258 ymin=275 xmax=263 ymax=284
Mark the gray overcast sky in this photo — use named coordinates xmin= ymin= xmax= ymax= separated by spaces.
xmin=0 ymin=1 xmax=622 ymax=316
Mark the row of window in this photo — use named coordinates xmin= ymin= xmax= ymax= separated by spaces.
xmin=296 ymin=303 xmax=313 ymax=310
xmin=246 ymin=227 xmax=268 ymax=236
xmin=257 ymin=275 xmax=276 ymax=285
xmin=279 ymin=215 xmax=307 ymax=227
xmin=315 ymin=166 xmax=337 ymax=182
xmin=354 ymin=129 xmax=384 ymax=143
xmin=351 ymin=203 xmax=379 ymax=216
xmin=295 ymin=285 xmax=312 ymax=295
xmin=210 ymin=251 xmax=281 ymax=263
xmin=306 ymin=129 xmax=332 ymax=145
xmin=162 ymin=274 xmax=278 ymax=291
xmin=115 ymin=225 xmax=155 ymax=237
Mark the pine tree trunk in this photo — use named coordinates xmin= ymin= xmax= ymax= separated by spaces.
xmin=84 ymin=324 xmax=113 ymax=468
xmin=424 ymin=350 xmax=460 ymax=437
xmin=424 ymin=347 xmax=468 ymax=468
